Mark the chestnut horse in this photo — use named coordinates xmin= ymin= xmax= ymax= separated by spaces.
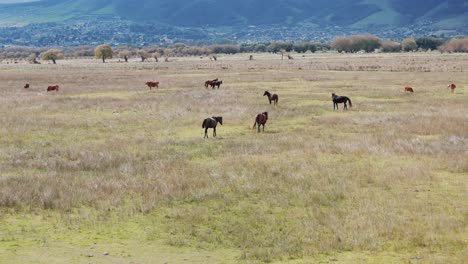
xmin=47 ymin=85 xmax=59 ymax=92
xmin=332 ymin=93 xmax=352 ymax=110
xmin=253 ymin=112 xmax=268 ymax=132
xmin=145 ymin=81 xmax=159 ymax=90
xmin=263 ymin=91 xmax=278 ymax=105
xmin=404 ymin=86 xmax=414 ymax=93
xmin=447 ymin=83 xmax=456 ymax=93
xmin=202 ymin=116 xmax=223 ymax=138
xmin=24 ymin=83 xmax=30 ymax=89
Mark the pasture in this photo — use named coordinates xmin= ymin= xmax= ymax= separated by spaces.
xmin=0 ymin=52 xmax=467 ymax=263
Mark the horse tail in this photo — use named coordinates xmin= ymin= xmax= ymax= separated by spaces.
xmin=202 ymin=119 xmax=206 ymax=128
xmin=253 ymin=120 xmax=257 ymax=129
xmin=348 ymin=98 xmax=352 ymax=107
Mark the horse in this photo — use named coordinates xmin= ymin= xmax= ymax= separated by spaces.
xmin=24 ymin=83 xmax=29 ymax=89
xmin=47 ymin=85 xmax=59 ymax=92
xmin=145 ymin=81 xmax=159 ymax=89
xmin=263 ymin=91 xmax=278 ymax=105
xmin=205 ymin=78 xmax=218 ymax=88
xmin=404 ymin=86 xmax=414 ymax=93
xmin=202 ymin=116 xmax=223 ymax=138
xmin=332 ymin=93 xmax=352 ymax=110
xmin=253 ymin=112 xmax=268 ymax=132
xmin=210 ymin=80 xmax=223 ymax=89
xmin=447 ymin=83 xmax=456 ymax=93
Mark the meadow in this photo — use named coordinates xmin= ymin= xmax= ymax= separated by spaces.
xmin=0 ymin=52 xmax=467 ymax=263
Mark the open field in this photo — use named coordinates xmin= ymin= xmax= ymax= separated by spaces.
xmin=0 ymin=52 xmax=467 ymax=263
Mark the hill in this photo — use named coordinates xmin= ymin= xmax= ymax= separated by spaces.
xmin=1 ymin=0 xmax=467 ymax=28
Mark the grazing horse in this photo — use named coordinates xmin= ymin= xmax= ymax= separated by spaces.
xmin=263 ymin=91 xmax=278 ymax=105
xmin=404 ymin=86 xmax=414 ymax=93
xmin=253 ymin=112 xmax=268 ymax=132
xmin=205 ymin=78 xmax=218 ymax=88
xmin=202 ymin=116 xmax=223 ymax=138
xmin=24 ymin=83 xmax=29 ymax=89
xmin=447 ymin=83 xmax=456 ymax=93
xmin=332 ymin=93 xmax=352 ymax=110
xmin=47 ymin=85 xmax=59 ymax=92
xmin=145 ymin=81 xmax=159 ymax=90
xmin=210 ymin=80 xmax=223 ymax=89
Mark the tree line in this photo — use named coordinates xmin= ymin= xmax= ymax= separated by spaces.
xmin=1 ymin=36 xmax=467 ymax=63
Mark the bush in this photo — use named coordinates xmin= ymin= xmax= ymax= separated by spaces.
xmin=438 ymin=37 xmax=468 ymax=53
xmin=401 ymin=38 xmax=418 ymax=52
xmin=40 ymin=49 xmax=64 ymax=64
xmin=331 ymin=35 xmax=381 ymax=53
xmin=415 ymin=37 xmax=445 ymax=51
xmin=381 ymin=41 xmax=401 ymax=52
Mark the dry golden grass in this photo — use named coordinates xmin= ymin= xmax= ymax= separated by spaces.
xmin=0 ymin=52 xmax=467 ymax=263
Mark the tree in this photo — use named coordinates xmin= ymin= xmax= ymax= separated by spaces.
xmin=137 ymin=49 xmax=150 ymax=62
xmin=118 ymin=49 xmax=131 ymax=62
xmin=28 ymin=54 xmax=40 ymax=64
xmin=40 ymin=49 xmax=64 ymax=64
xmin=95 ymin=44 xmax=113 ymax=63
xmin=381 ymin=41 xmax=401 ymax=52
xmin=415 ymin=37 xmax=445 ymax=51
xmin=401 ymin=38 xmax=417 ymax=52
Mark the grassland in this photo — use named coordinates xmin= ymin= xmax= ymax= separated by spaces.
xmin=0 ymin=52 xmax=467 ymax=263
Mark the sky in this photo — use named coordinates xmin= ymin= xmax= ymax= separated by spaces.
xmin=0 ymin=0 xmax=38 ymax=3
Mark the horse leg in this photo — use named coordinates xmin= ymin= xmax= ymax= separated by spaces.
xmin=258 ymin=124 xmax=260 ymax=133
xmin=205 ymin=128 xmax=208 ymax=138
xmin=344 ymin=103 xmax=347 ymax=110
xmin=213 ymin=127 xmax=216 ymax=137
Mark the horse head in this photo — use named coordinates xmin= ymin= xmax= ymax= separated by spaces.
xmin=263 ymin=112 xmax=268 ymax=119
xmin=214 ymin=116 xmax=223 ymax=125
xmin=263 ymin=91 xmax=270 ymax=96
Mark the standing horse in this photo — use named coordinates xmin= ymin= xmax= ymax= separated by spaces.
xmin=253 ymin=112 xmax=268 ymax=132
xmin=145 ymin=81 xmax=159 ymax=90
xmin=404 ymin=86 xmax=414 ymax=93
xmin=263 ymin=91 xmax=278 ymax=105
xmin=202 ymin=116 xmax=223 ymax=138
xmin=47 ymin=85 xmax=59 ymax=92
xmin=210 ymin=80 xmax=223 ymax=89
xmin=332 ymin=93 xmax=352 ymax=110
xmin=205 ymin=78 xmax=218 ymax=88
xmin=24 ymin=83 xmax=30 ymax=89
xmin=447 ymin=83 xmax=456 ymax=93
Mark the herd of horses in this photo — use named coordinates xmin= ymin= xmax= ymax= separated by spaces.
xmin=20 ymin=80 xmax=458 ymax=138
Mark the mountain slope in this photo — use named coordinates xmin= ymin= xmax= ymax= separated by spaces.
xmin=0 ymin=0 xmax=467 ymax=28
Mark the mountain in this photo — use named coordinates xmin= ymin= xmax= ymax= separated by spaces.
xmin=0 ymin=0 xmax=467 ymax=46
xmin=1 ymin=0 xmax=467 ymax=28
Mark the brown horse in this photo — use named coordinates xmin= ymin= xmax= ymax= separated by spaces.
xmin=263 ymin=91 xmax=278 ymax=105
xmin=145 ymin=81 xmax=159 ymax=90
xmin=47 ymin=85 xmax=59 ymax=92
xmin=404 ymin=86 xmax=414 ymax=93
xmin=24 ymin=83 xmax=30 ymax=89
xmin=205 ymin=78 xmax=218 ymax=88
xmin=447 ymin=83 xmax=456 ymax=93
xmin=253 ymin=112 xmax=268 ymax=132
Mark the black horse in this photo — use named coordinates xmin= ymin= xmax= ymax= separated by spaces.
xmin=202 ymin=116 xmax=223 ymax=138
xmin=210 ymin=80 xmax=223 ymax=89
xmin=332 ymin=93 xmax=352 ymax=110
xmin=263 ymin=91 xmax=279 ymax=106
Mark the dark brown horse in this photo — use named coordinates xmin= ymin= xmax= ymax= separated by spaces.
xmin=263 ymin=91 xmax=278 ymax=105
xmin=146 ymin=81 xmax=159 ymax=89
xmin=24 ymin=83 xmax=30 ymax=89
xmin=205 ymin=78 xmax=218 ymax=88
xmin=47 ymin=85 xmax=59 ymax=92
xmin=404 ymin=86 xmax=414 ymax=93
xmin=447 ymin=83 xmax=456 ymax=93
xmin=210 ymin=80 xmax=223 ymax=89
xmin=253 ymin=112 xmax=268 ymax=132
xmin=332 ymin=93 xmax=352 ymax=110
xmin=202 ymin=116 xmax=223 ymax=138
